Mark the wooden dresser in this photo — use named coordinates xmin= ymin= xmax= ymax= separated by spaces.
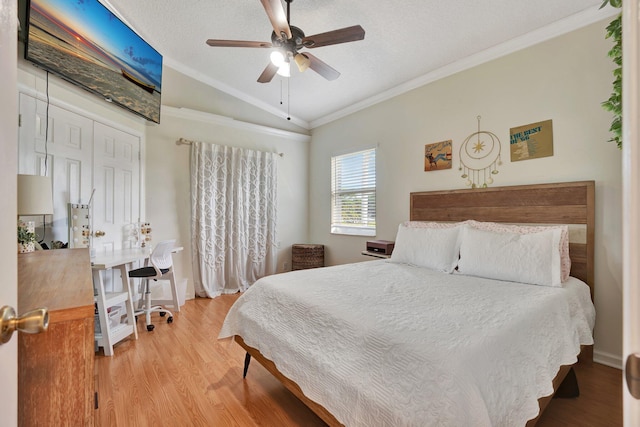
xmin=18 ymin=249 xmax=95 ymax=427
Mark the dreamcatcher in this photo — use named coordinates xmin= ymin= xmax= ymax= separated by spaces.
xmin=459 ymin=116 xmax=502 ymax=188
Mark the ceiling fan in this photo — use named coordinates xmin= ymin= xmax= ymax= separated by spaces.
xmin=206 ymin=0 xmax=365 ymax=83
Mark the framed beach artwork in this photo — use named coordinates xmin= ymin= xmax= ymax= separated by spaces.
xmin=424 ymin=140 xmax=452 ymax=172
xmin=509 ymin=119 xmax=553 ymax=161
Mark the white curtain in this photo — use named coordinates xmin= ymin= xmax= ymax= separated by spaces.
xmin=190 ymin=141 xmax=278 ymax=298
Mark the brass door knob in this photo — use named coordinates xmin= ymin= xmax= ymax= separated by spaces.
xmin=627 ymin=353 xmax=640 ymax=399
xmin=93 ymin=230 xmax=106 ymax=237
xmin=0 ymin=306 xmax=49 ymax=344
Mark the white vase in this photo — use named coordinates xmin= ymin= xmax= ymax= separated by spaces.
xmin=18 ymin=221 xmax=36 ymax=253
xmin=18 ymin=242 xmax=35 ymax=253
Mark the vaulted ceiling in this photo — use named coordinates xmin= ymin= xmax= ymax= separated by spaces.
xmin=102 ymin=0 xmax=616 ymax=129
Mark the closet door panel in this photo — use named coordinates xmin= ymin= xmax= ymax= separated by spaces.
xmin=18 ymin=94 xmax=93 ymax=246
xmin=92 ymin=121 xmax=140 ymax=266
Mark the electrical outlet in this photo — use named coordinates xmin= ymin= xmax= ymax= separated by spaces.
xmin=283 ymin=261 xmax=290 ymax=271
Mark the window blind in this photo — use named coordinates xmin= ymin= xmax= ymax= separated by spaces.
xmin=331 ymin=148 xmax=376 ymax=236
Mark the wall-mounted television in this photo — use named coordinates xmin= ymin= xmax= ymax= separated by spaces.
xmin=24 ymin=0 xmax=162 ymax=123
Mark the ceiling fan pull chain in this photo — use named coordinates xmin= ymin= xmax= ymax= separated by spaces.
xmin=287 ymin=78 xmax=291 ymax=121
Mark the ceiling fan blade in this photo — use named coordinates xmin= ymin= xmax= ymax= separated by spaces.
xmin=302 ymin=25 xmax=365 ymax=48
xmin=257 ymin=62 xmax=279 ymax=83
xmin=206 ymin=39 xmax=272 ymax=48
xmin=304 ymin=53 xmax=340 ymax=81
xmin=260 ymin=0 xmax=292 ymax=40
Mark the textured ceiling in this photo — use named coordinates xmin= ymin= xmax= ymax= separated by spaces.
xmin=102 ymin=0 xmax=615 ymax=129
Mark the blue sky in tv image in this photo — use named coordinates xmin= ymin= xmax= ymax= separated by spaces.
xmin=31 ymin=0 xmax=162 ymax=90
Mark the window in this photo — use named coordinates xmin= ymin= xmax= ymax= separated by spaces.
xmin=331 ymin=148 xmax=376 ymax=236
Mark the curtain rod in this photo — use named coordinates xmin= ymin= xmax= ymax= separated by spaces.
xmin=176 ymin=138 xmax=284 ymax=157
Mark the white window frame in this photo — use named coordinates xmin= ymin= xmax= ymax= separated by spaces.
xmin=330 ymin=147 xmax=376 ymax=236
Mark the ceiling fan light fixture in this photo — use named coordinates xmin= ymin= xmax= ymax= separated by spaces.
xmin=270 ymin=50 xmax=285 ymax=67
xmin=294 ymin=53 xmax=310 ymax=72
xmin=206 ymin=0 xmax=365 ymax=84
xmin=276 ymin=60 xmax=291 ymax=77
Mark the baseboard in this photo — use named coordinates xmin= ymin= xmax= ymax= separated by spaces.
xmin=594 ymin=350 xmax=623 ymax=370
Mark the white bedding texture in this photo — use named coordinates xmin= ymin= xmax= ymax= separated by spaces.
xmin=219 ymin=260 xmax=595 ymax=427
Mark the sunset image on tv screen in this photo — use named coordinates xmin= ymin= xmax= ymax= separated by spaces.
xmin=25 ymin=0 xmax=163 ymax=123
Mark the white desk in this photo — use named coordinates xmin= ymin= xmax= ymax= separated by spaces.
xmin=91 ymin=249 xmax=148 ymax=356
xmin=91 ymin=247 xmax=183 ymax=356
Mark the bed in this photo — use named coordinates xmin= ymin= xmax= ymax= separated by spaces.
xmin=218 ymin=181 xmax=596 ymax=426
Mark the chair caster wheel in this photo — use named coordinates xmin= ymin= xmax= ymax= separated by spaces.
xmin=146 ymin=324 xmax=155 ymax=332
xmin=167 ymin=316 xmax=173 ymax=324
xmin=159 ymin=312 xmax=166 ymax=317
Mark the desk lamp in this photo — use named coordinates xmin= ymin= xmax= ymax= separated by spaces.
xmin=17 ymin=174 xmax=54 ymax=252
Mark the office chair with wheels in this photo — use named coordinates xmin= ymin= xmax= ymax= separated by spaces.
xmin=128 ymin=239 xmax=177 ymax=331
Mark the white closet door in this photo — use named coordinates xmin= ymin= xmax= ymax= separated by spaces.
xmin=19 ymin=92 xmax=142 ymax=257
xmin=18 ymin=93 xmax=93 ymax=246
xmin=92 ymin=121 xmax=140 ymax=253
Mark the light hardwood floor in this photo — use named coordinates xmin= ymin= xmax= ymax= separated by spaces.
xmin=95 ymin=294 xmax=622 ymax=426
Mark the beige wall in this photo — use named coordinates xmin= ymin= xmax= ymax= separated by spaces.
xmin=308 ymin=19 xmax=622 ymax=366
xmin=144 ymin=106 xmax=310 ymax=301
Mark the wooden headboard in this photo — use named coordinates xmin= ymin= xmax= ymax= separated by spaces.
xmin=410 ymin=181 xmax=595 ymax=297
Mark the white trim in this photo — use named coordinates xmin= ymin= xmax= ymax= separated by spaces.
xmin=330 ymin=142 xmax=379 ymax=158
xmin=164 ymin=60 xmax=310 ymax=130
xmin=17 ymin=83 xmax=145 ymax=140
xmin=162 ymin=106 xmax=311 ymax=143
xmin=623 ymin=0 xmax=640 ymax=423
xmin=330 ymin=226 xmax=376 ymax=237
xmin=594 ymin=349 xmax=623 ymax=370
xmin=310 ymin=5 xmax=620 ymax=129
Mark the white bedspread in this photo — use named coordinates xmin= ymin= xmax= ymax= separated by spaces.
xmin=219 ymin=260 xmax=595 ymax=427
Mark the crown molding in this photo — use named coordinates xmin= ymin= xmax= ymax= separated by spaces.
xmin=162 ymin=106 xmax=311 ymax=143
xmin=17 ymin=82 xmax=146 ymax=138
xmin=310 ymin=5 xmax=620 ymax=129
xmin=164 ymin=59 xmax=310 ymax=130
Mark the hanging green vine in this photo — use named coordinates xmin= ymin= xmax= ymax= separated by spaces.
xmin=600 ymin=0 xmax=622 ymax=148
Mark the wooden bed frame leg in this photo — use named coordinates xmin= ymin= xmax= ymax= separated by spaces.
xmin=243 ymin=352 xmax=252 ymax=378
xmin=554 ymin=367 xmax=580 ymax=398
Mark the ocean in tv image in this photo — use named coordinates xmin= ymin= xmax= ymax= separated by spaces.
xmin=26 ymin=0 xmax=162 ymax=123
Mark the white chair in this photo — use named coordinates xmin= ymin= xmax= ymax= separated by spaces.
xmin=128 ymin=240 xmax=179 ymax=331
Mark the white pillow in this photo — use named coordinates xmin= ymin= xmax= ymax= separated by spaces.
xmin=390 ymin=224 xmax=462 ymax=273
xmin=465 ymin=220 xmax=571 ymax=282
xmin=458 ymin=226 xmax=562 ymax=287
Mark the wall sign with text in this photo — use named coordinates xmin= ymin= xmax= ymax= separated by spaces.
xmin=509 ymin=119 xmax=553 ymax=162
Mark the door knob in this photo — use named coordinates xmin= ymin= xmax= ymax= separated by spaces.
xmin=93 ymin=230 xmax=106 ymax=237
xmin=627 ymin=353 xmax=640 ymax=399
xmin=0 ymin=306 xmax=49 ymax=344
